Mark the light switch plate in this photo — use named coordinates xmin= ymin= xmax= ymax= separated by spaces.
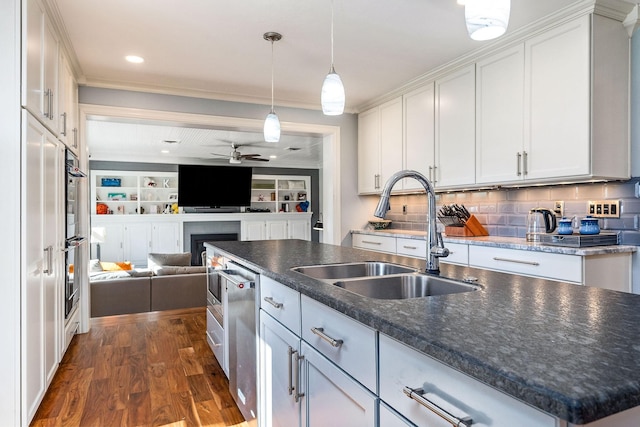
xmin=553 ymin=201 xmax=564 ymax=217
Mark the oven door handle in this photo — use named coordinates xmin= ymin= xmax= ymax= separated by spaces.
xmin=218 ymin=270 xmax=255 ymax=289
xmin=64 ymin=236 xmax=87 ymax=252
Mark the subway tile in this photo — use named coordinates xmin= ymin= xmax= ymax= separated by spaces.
xmin=620 ymin=231 xmax=640 ymax=245
xmin=603 ymin=217 xmax=637 ymax=231
xmin=478 ymin=204 xmax=498 ymax=213
xmin=603 ymin=182 xmax=637 ymax=199
xmin=563 ymin=200 xmax=588 ymax=216
xmin=506 ymin=189 xmax=528 ymax=201
xmin=575 ymin=184 xmax=604 ymax=199
xmin=526 ymin=187 xmax=551 ymax=201
xmin=507 ymin=215 xmax=526 ymax=226
xmin=621 ymin=200 xmax=640 ymax=215
xmin=516 ymin=201 xmax=540 ymax=213
xmin=549 ymin=185 xmax=578 ymax=200
xmin=470 ymin=192 xmax=490 ymax=201
xmin=495 ymin=226 xmax=518 ymax=237
xmin=498 ymin=202 xmax=516 ymax=213
xmin=473 ymin=214 xmax=488 ymax=224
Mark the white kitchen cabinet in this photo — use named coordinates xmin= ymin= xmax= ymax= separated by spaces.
xmin=380 ymin=402 xmax=415 ymax=427
xmin=123 ymin=222 xmax=152 ymax=267
xmin=58 ymin=51 xmax=79 ymax=154
xmin=523 ymin=14 xmax=628 ymax=182
xmin=358 ymin=98 xmax=403 ymax=194
xmin=476 ymin=45 xmax=525 ymax=184
xmin=352 ymin=233 xmax=396 ymax=254
xmin=242 ymin=220 xmax=267 ymax=241
xmin=23 ymin=0 xmax=59 ymax=133
xmin=396 ymin=237 xmax=427 ymax=259
xmin=379 ymin=334 xmax=556 ymax=427
xmin=266 ymin=220 xmax=288 ymax=240
xmin=151 ymin=221 xmax=181 ymax=254
xmin=404 ymin=84 xmax=435 ymax=191
xmin=23 ymin=112 xmax=64 ymax=423
xmin=435 ymin=64 xmax=476 ymax=189
xmin=242 ymin=218 xmax=311 ymax=241
xmin=303 ymin=341 xmax=378 ymax=427
xmin=439 ymin=241 xmax=469 ymax=266
xmin=288 ymin=219 xmax=311 ymax=240
xmin=260 ymin=276 xmax=301 ymax=335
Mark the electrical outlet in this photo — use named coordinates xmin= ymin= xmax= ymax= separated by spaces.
xmin=587 ymin=200 xmax=620 ymax=218
xmin=553 ymin=201 xmax=564 ymax=217
xmin=402 ymin=205 xmax=407 ymax=215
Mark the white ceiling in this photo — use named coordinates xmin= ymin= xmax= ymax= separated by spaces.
xmin=50 ymin=0 xmax=635 ymax=166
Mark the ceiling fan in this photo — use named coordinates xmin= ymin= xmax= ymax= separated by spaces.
xmin=210 ymin=142 xmax=269 ymax=164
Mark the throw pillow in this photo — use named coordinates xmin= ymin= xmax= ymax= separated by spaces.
xmin=89 ymin=259 xmax=103 ymax=273
xmin=100 ymin=261 xmax=133 ymax=271
xmin=154 ymin=266 xmax=206 ymax=276
xmin=148 ymin=252 xmax=192 ymax=267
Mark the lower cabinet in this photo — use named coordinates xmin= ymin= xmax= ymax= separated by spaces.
xmin=242 ymin=218 xmax=311 ymax=241
xmin=379 ymin=334 xmax=556 ymax=427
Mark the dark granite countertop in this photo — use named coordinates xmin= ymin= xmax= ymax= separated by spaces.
xmin=205 ymin=239 xmax=640 ymax=424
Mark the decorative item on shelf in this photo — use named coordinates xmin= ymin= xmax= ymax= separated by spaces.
xmin=96 ymin=203 xmax=109 ymax=215
xmin=368 ymin=219 xmax=392 ymax=230
xmin=135 ymin=207 xmax=145 ymax=214
xmin=296 ymin=201 xmax=309 ymax=212
xmin=163 ymin=204 xmax=172 ymax=214
xmin=557 ymin=217 xmax=573 ymax=235
xmin=258 ymin=194 xmax=265 ymax=201
xmin=168 ymin=193 xmax=178 ymax=201
xmin=163 ymin=178 xmax=170 ymax=188
xmin=263 ymin=32 xmax=282 ymax=142
xmin=321 ymin=0 xmax=345 ymax=115
xmin=297 ymin=192 xmax=307 ymax=201
xmin=130 ymin=193 xmax=138 ymax=201
xmin=579 ymin=216 xmax=600 ymax=235
xmin=101 ymin=177 xmax=121 ymax=187
xmin=284 ymin=195 xmax=290 ymax=201
xmin=116 ymin=206 xmax=125 ymax=215
xmin=270 ymin=192 xmax=276 ymax=201
xmin=171 ymin=203 xmax=179 ymax=214
xmin=107 ymin=192 xmax=126 ymax=201
xmin=143 ymin=177 xmax=156 ymax=187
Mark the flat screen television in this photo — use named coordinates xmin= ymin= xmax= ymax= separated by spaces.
xmin=178 ymin=165 xmax=253 ymax=208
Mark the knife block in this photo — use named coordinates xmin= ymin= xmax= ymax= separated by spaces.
xmin=444 ymin=215 xmax=489 ymax=237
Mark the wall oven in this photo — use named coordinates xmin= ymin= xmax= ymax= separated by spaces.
xmin=64 ymin=150 xmax=86 ymax=319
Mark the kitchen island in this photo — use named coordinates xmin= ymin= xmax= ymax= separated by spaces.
xmin=207 ymin=239 xmax=640 ymax=425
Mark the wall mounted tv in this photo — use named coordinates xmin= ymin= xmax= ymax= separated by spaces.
xmin=178 ymin=165 xmax=253 ymax=208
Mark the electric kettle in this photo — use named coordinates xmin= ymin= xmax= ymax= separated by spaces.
xmin=526 ymin=208 xmax=557 ymax=242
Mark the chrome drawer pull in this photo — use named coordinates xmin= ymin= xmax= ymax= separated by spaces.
xmin=264 ymin=296 xmax=283 ymax=309
xmin=403 ymin=245 xmax=418 ymax=250
xmin=403 ymin=386 xmax=473 ymax=427
xmin=361 ymin=240 xmax=382 ymax=245
xmin=492 ymin=257 xmax=540 ymax=266
xmin=311 ymin=327 xmax=343 ymax=348
xmin=288 ymin=346 xmax=296 ymax=396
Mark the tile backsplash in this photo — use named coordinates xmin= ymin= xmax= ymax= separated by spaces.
xmin=383 ymin=179 xmax=640 ymax=245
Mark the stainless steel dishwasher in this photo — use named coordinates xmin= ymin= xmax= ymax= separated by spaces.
xmin=218 ymin=262 xmax=258 ymax=426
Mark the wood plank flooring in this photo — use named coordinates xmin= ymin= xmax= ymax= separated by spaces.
xmin=31 ymin=307 xmax=249 ymax=427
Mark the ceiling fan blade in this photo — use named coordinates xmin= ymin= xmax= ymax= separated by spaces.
xmin=239 ymin=153 xmax=261 ymax=158
xmin=210 ymin=152 xmax=231 ymax=158
xmin=243 ymin=157 xmax=269 ymax=162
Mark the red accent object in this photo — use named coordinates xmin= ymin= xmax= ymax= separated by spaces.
xmin=238 ymin=283 xmax=244 ymax=289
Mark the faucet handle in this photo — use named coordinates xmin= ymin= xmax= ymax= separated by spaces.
xmin=431 ymin=232 xmax=449 ymax=258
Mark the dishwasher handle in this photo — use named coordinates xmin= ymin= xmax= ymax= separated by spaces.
xmin=218 ymin=269 xmax=255 ymax=289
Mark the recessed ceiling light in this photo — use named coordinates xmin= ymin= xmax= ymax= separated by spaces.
xmin=270 ymin=155 xmax=277 ymax=159
xmin=125 ymin=55 xmax=144 ymax=64
xmin=160 ymin=150 xmax=170 ymax=154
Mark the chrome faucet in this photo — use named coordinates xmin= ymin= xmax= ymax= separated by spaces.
xmin=374 ymin=170 xmax=449 ymax=274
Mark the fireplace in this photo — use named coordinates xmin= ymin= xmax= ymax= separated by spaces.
xmin=190 ymin=233 xmax=238 ymax=265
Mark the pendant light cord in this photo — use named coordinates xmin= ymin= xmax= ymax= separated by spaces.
xmin=270 ymin=39 xmax=275 ymax=112
xmin=330 ymin=0 xmax=335 ymax=70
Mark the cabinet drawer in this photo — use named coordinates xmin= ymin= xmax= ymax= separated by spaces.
xmin=301 ymin=295 xmax=377 ymax=393
xmin=469 ymin=245 xmax=582 ymax=283
xmin=396 ymin=238 xmax=427 ymax=259
xmin=206 ymin=307 xmax=226 ymax=374
xmin=353 ymin=233 xmax=396 ymax=254
xmin=440 ymin=242 xmax=469 ymax=265
xmin=260 ymin=276 xmax=301 ymax=335
xmin=379 ymin=334 xmax=556 ymax=427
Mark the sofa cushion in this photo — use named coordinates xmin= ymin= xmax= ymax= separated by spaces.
xmin=148 ymin=252 xmax=191 ymax=267
xmin=89 ymin=259 xmax=103 ymax=273
xmin=154 ymin=266 xmax=206 ymax=276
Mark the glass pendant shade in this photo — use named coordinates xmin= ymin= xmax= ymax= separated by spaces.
xmin=264 ymin=110 xmax=281 ymax=143
xmin=465 ymin=0 xmax=510 ymax=41
xmin=321 ymin=68 xmax=345 ymax=115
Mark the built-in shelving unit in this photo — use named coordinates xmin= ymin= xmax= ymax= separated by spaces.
xmin=91 ymin=170 xmax=178 ymax=215
xmin=250 ymin=175 xmax=310 ymax=213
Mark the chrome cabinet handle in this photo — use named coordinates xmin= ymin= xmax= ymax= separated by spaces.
xmin=428 ymin=166 xmax=433 ymax=182
xmin=432 ymin=166 xmax=438 ymax=184
xmin=264 ymin=296 xmax=283 ymax=309
xmin=403 ymin=386 xmax=473 ymax=427
xmin=311 ymin=327 xmax=343 ymax=348
xmin=493 ymin=257 xmax=539 ymax=266
xmin=403 ymin=245 xmax=418 ymax=250
xmin=516 ymin=152 xmax=522 ymax=176
xmin=374 ymin=174 xmax=380 ymax=189
xmin=72 ymin=128 xmax=78 ymax=148
xmin=522 ymin=151 xmax=528 ymax=176
xmin=48 ymin=89 xmax=54 ymax=120
xmin=43 ymin=89 xmax=50 ymax=119
xmin=61 ymin=112 xmax=67 ymax=136
xmin=287 ymin=346 xmax=305 ymax=402
xmin=43 ymin=246 xmax=53 ymax=275
xmin=361 ymin=240 xmax=382 ymax=245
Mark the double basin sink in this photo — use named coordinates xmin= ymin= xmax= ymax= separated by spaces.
xmin=292 ymin=261 xmax=480 ymax=300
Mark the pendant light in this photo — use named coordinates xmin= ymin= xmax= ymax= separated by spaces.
xmin=264 ymin=32 xmax=282 ymax=142
xmin=465 ymin=0 xmax=510 ymax=41
xmin=321 ymin=0 xmax=345 ymax=115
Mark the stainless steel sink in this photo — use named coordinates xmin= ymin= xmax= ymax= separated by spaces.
xmin=334 ymin=274 xmax=480 ymax=300
xmin=291 ymin=262 xmax=417 ymax=280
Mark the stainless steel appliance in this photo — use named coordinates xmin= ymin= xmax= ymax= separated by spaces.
xmin=218 ymin=262 xmax=258 ymax=426
xmin=64 ymin=150 xmax=86 ymax=318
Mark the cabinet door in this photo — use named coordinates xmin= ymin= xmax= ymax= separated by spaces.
xmin=288 ymin=219 xmax=310 ymax=241
xmin=435 ymin=65 xmax=476 ymax=188
xmin=242 ymin=220 xmax=266 ymax=241
xmin=123 ymin=223 xmax=151 ymax=266
xmin=404 ymin=84 xmax=435 ymax=190
xmin=357 ymin=107 xmax=380 ymax=194
xmin=42 ymin=9 xmax=58 ymax=133
xmin=302 ymin=342 xmax=377 ymax=427
xmin=379 ymin=97 xmax=404 ymax=188
xmin=524 ymin=16 xmax=590 ymax=180
xmin=24 ymin=0 xmax=44 ymax=117
xmin=151 ymin=221 xmax=181 ymax=254
xmin=94 ymin=222 xmax=124 ymax=261
xmin=58 ymin=52 xmax=78 ymax=152
xmin=260 ymin=312 xmax=302 ymax=427
xmin=266 ymin=220 xmax=288 ymax=240
xmin=476 ymin=45 xmax=525 ymax=184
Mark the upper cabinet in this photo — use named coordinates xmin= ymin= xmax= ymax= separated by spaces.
xmin=434 ymin=64 xmax=476 ymax=189
xmin=358 ymin=12 xmax=630 ymax=192
xmin=58 ymin=51 xmax=79 ymax=154
xmin=358 ymin=98 xmax=403 ymax=194
xmin=23 ymin=0 xmax=59 ymax=133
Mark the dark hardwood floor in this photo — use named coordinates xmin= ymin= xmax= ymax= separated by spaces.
xmin=31 ymin=307 xmax=249 ymax=427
